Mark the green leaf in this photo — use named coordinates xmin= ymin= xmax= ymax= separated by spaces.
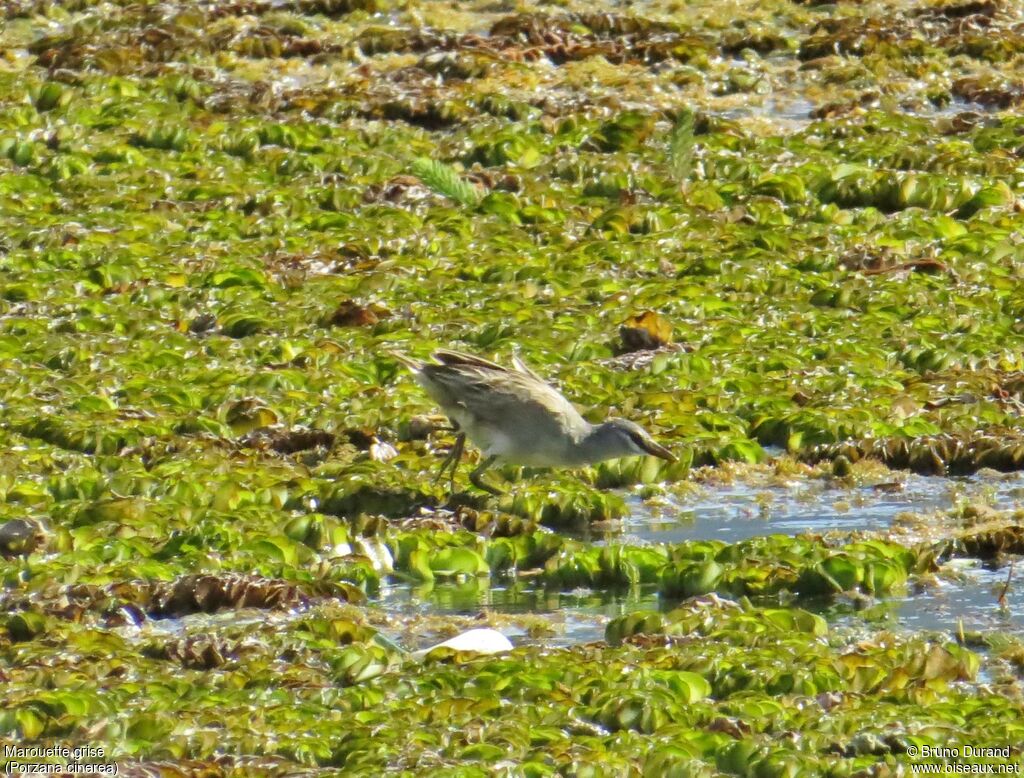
xmin=606 ymin=611 xmax=665 ymax=644
xmin=7 ymin=612 xmax=47 ymax=642
xmin=16 ymin=708 xmax=45 ymax=739
xmin=243 ymin=536 xmax=299 ymax=567
xmin=668 ymin=108 xmax=696 ymax=184
xmin=662 ymin=559 xmax=724 ymax=597
xmin=430 ymin=547 xmax=490 ymax=578
xmin=127 ymin=713 xmax=173 ymax=743
xmin=411 ymin=157 xmax=481 ymax=207
xmin=664 ymin=671 xmax=712 ymax=703
xmin=716 ymin=439 xmax=766 ymax=464
xmin=407 ymin=548 xmax=435 ymax=581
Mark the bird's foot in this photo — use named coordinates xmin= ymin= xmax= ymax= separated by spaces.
xmin=469 ymin=455 xmax=503 ymax=496
xmin=469 ymin=473 xmax=504 ymax=496
xmin=443 ymin=490 xmax=491 ymax=510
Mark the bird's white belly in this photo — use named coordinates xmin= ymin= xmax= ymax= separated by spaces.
xmin=456 ymin=420 xmax=512 ymax=459
xmin=471 ymin=424 xmax=569 ymax=466
xmin=447 ymin=410 xmax=564 ymax=466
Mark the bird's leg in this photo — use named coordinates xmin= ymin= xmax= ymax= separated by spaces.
xmin=434 ymin=432 xmax=465 ymax=492
xmin=469 ymin=455 xmax=502 ymax=496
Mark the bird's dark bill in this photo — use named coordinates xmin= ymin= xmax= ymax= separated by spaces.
xmin=639 ymin=438 xmax=676 ymax=462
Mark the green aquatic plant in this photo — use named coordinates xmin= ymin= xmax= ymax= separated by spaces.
xmin=410 ymin=157 xmax=482 ymax=207
xmin=668 ymin=107 xmax=697 ymax=186
xmin=1 ymin=0 xmax=1024 ymax=769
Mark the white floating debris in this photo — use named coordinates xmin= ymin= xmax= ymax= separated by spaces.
xmin=416 ymin=628 xmax=513 ymax=658
xmin=369 ymin=439 xmax=398 ymax=462
xmin=352 ymin=537 xmax=394 ymax=574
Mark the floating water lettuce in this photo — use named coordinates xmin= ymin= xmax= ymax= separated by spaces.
xmin=2 ymin=0 xmax=1024 ymax=770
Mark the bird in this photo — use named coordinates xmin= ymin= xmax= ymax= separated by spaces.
xmin=393 ymin=349 xmax=675 ymax=495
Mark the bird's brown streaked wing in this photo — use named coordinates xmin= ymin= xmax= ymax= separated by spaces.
xmin=431 ymin=350 xmax=511 ymax=373
xmin=426 ymin=364 xmax=585 ymax=432
xmin=432 ymin=349 xmax=548 ymax=385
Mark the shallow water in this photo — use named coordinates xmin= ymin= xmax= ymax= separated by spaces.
xmin=619 ymin=471 xmax=1024 ymax=545
xmin=374 ymin=578 xmax=661 ymax=648
xmin=373 ymin=473 xmax=1024 ymax=647
xmin=374 ymin=557 xmax=1022 ymax=649
xmin=895 ymin=559 xmax=1022 ymax=636
xmin=142 ymin=554 xmax=1021 ymax=653
xmin=719 ymin=95 xmax=816 ymax=130
xmin=136 ymin=474 xmax=1023 ymax=651
xmin=714 ymin=93 xmax=995 ymax=134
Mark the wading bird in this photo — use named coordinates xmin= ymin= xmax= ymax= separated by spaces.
xmin=394 ymin=350 xmax=675 ymax=494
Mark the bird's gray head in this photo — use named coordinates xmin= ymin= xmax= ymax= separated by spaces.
xmin=586 ymin=418 xmax=676 ymax=463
